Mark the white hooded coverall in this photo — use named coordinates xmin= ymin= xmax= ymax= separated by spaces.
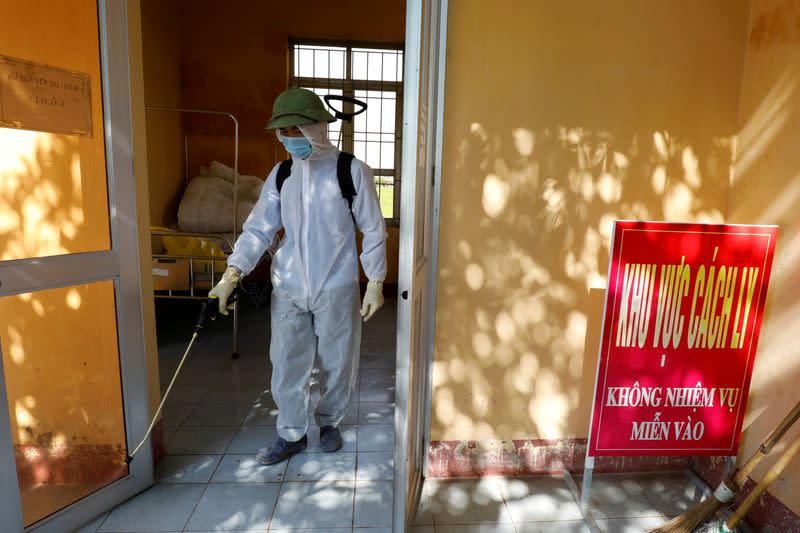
xmin=227 ymin=123 xmax=387 ymax=441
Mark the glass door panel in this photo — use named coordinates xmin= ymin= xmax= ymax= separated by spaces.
xmin=0 ymin=0 xmax=111 ymax=261
xmin=0 ymin=281 xmax=128 ymax=527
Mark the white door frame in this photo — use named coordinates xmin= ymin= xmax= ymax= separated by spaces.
xmin=0 ymin=1 xmax=154 ymax=530
xmin=394 ymin=0 xmax=449 ymax=530
xmin=421 ymin=0 xmax=450 ymax=478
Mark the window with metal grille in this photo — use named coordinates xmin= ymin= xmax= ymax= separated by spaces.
xmin=289 ymin=42 xmax=403 ymax=223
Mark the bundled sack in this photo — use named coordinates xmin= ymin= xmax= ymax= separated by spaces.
xmin=178 ymin=161 xmax=264 ymax=233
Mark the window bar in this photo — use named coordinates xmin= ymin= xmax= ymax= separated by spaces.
xmin=379 ymin=53 xmax=386 ymax=216
xmin=394 ymin=73 xmax=404 ymax=222
xmin=345 ymin=45 xmax=354 ymax=155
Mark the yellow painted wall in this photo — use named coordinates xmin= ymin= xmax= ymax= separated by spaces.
xmin=128 ymin=0 xmax=163 ymax=421
xmin=433 ymin=0 xmax=749 ymax=441
xmin=141 ymin=0 xmax=185 ymax=228
xmin=729 ymin=0 xmax=800 ymax=516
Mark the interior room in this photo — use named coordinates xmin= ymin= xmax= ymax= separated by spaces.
xmin=137 ymin=1 xmax=405 ymax=530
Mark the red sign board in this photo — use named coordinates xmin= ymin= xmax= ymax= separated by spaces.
xmin=588 ymin=221 xmax=778 ymax=457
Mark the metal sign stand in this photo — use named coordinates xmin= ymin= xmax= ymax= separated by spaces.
xmin=562 ymin=226 xmax=617 ymax=533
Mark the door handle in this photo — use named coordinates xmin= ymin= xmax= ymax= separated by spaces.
xmin=401 ymin=290 xmax=408 ymax=300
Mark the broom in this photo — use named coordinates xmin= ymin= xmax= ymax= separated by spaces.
xmin=648 ymin=399 xmax=800 ymax=533
xmin=720 ymin=428 xmax=800 ymax=531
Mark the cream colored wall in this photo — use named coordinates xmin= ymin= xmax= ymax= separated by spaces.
xmin=127 ymin=0 xmax=162 ymax=419
xmin=729 ymin=0 xmax=800 ymax=516
xmin=433 ymin=0 xmax=749 ymax=441
xmin=141 ymin=0 xmax=184 ymax=227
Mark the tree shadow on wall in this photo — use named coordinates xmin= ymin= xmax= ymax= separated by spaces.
xmin=434 ymin=122 xmax=735 ymax=446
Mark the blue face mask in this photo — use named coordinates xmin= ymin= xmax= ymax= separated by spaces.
xmin=281 ymin=135 xmax=313 ymax=159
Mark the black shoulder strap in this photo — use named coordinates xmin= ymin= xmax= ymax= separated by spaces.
xmin=337 ymin=152 xmax=357 ymax=224
xmin=276 ymin=155 xmax=357 ymax=225
xmin=276 ymin=159 xmax=293 ymax=193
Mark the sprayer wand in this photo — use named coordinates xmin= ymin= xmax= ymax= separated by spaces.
xmin=125 ymin=291 xmax=236 ymax=465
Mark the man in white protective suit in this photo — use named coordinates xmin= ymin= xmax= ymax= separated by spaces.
xmin=209 ymin=88 xmax=388 ymax=464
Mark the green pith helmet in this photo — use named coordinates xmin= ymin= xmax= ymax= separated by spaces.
xmin=266 ymin=87 xmax=336 ymax=130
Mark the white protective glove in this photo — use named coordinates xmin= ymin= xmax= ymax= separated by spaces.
xmin=360 ymin=281 xmax=385 ymax=322
xmin=209 ymin=266 xmax=241 ymax=315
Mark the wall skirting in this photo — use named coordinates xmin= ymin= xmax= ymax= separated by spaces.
xmin=151 ymin=419 xmax=166 ymax=465
xmin=428 ymin=438 xmax=689 ymax=477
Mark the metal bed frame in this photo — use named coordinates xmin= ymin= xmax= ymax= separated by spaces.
xmin=145 ymin=106 xmax=241 ymax=358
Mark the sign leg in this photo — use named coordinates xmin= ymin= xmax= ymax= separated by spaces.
xmin=581 ymin=456 xmax=595 ymax=509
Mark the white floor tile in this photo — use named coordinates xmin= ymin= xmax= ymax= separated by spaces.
xmin=227 ymin=426 xmax=280 ymax=454
xmin=357 ymin=451 xmax=394 ymax=481
xmin=409 ymin=527 xmax=435 ymax=533
xmin=74 ymin=512 xmax=108 ymax=533
xmin=166 ymin=427 xmax=236 ymax=454
xmin=341 ymin=402 xmax=359 ymax=425
xmin=156 ymin=454 xmax=221 ymax=483
xmin=436 ymin=525 xmax=516 ymax=533
xmin=579 ymin=474 xmax=663 ymax=520
xmin=498 ymin=476 xmax=584 ymax=522
xmin=414 ymin=488 xmax=434 ymax=526
xmin=638 ymin=472 xmax=704 ymax=517
xmin=361 ymin=353 xmax=395 ymax=370
xmin=203 ymin=382 xmax=263 ymax=403
xmin=185 ymin=482 xmax=281 ymax=531
xmin=516 ymin=520 xmax=591 ymax=532
xmin=359 ymin=380 xmax=395 ymax=402
xmin=183 ymin=401 xmax=252 ymax=426
xmin=98 ymin=483 xmax=205 ymax=532
xmin=211 ymin=454 xmax=287 ymax=483
xmin=357 ymin=425 xmax=394 ymax=452
xmin=270 ymin=481 xmax=355 ymax=530
xmin=285 ymin=452 xmax=357 ymax=481
xmin=360 ymin=368 xmax=395 ymax=382
xmin=358 ymin=402 xmax=394 ymax=425
xmin=219 ymin=365 xmax=271 ymax=385
xmin=243 ymin=401 xmax=280 ymax=426
xmin=426 ymin=477 xmax=513 ymax=525
xmin=161 ymin=402 xmax=196 ymax=428
xmin=172 ymin=368 xmax=230 ymax=386
xmin=250 ymin=390 xmax=279 ymax=409
xmin=354 ymin=480 xmax=393 ymax=527
xmin=165 ymin=384 xmax=211 ymax=404
xmin=269 ymin=527 xmax=350 ymax=533
xmin=595 ymin=516 xmax=667 ymax=532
